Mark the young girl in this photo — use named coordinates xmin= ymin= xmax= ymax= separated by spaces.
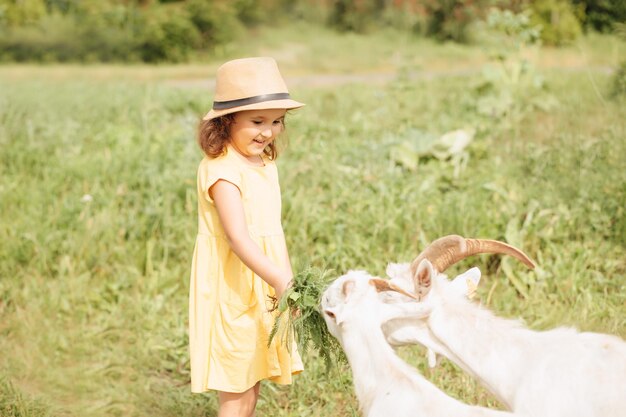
xmin=189 ymin=57 xmax=304 ymax=417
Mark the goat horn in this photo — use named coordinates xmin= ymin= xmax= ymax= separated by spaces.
xmin=410 ymin=235 xmax=536 ymax=295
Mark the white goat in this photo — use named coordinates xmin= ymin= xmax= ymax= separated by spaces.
xmin=372 ymin=235 xmax=626 ymax=417
xmin=321 ymin=270 xmax=515 ymax=417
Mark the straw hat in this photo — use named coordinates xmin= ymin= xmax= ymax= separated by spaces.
xmin=202 ymin=57 xmax=305 ymax=121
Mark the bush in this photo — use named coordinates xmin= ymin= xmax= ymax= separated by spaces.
xmin=0 ymin=0 xmax=46 ymax=26
xmin=327 ymin=0 xmax=385 ymax=33
xmin=0 ymin=14 xmax=78 ymax=62
xmin=572 ymin=0 xmax=626 ymax=33
xmin=185 ymin=0 xmax=243 ymax=49
xmin=73 ymin=5 xmax=144 ymax=62
xmin=529 ymin=0 xmax=582 ymax=45
xmin=0 ymin=6 xmax=143 ymax=62
xmin=473 ymin=9 xmax=556 ymax=125
xmin=419 ymin=0 xmax=485 ymax=43
xmin=0 ymin=0 xmax=237 ymax=62
xmin=276 ymin=0 xmax=328 ymax=23
xmin=138 ymin=6 xmax=202 ymax=63
xmin=233 ymin=0 xmax=266 ymax=25
xmin=325 ymin=0 xmax=485 ymax=42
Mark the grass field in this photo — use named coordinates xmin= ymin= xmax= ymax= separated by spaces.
xmin=1 ymin=25 xmax=625 ymax=417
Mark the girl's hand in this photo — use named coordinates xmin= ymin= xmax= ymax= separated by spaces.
xmin=275 ymin=276 xmax=301 ymax=318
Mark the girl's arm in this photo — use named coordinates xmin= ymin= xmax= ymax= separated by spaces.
xmin=211 ymin=179 xmax=292 ymax=297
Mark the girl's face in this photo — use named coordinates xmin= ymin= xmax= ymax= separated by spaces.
xmin=229 ymin=108 xmax=286 ymax=162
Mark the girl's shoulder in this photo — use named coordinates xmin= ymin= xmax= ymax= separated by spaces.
xmin=197 ymin=152 xmax=243 ymax=188
xmin=197 ymin=151 xmax=244 ymax=193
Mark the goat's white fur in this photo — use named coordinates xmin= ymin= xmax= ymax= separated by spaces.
xmin=321 ymin=271 xmax=514 ymax=417
xmin=381 ymin=260 xmax=626 ymax=417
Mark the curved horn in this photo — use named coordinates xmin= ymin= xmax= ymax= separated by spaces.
xmin=410 ymin=235 xmax=536 ymax=294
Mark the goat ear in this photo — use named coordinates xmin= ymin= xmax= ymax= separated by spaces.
xmin=370 ymin=278 xmax=419 ymax=300
xmin=413 ymin=259 xmax=435 ymax=297
xmin=342 ymin=279 xmax=355 ymax=298
xmin=450 ymin=267 xmax=482 ymax=299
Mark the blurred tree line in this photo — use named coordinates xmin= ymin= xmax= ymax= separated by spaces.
xmin=0 ymin=0 xmax=624 ymax=63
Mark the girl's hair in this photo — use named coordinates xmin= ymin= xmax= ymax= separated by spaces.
xmin=197 ymin=113 xmax=284 ymax=160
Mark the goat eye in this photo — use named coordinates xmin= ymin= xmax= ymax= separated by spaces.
xmin=324 ymin=310 xmax=335 ymax=319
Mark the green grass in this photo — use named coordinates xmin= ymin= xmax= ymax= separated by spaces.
xmin=1 ymin=32 xmax=625 ymax=416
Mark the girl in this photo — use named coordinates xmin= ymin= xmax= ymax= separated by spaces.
xmin=189 ymin=57 xmax=304 ymax=417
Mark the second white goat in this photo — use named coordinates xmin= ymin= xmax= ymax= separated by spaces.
xmin=373 ymin=235 xmax=626 ymax=417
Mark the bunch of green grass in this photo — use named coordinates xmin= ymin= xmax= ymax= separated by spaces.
xmin=268 ymin=267 xmax=345 ymax=369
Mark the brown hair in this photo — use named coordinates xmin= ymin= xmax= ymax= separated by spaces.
xmin=197 ymin=113 xmax=284 ymax=160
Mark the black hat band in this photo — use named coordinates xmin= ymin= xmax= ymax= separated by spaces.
xmin=212 ymin=93 xmax=291 ymax=110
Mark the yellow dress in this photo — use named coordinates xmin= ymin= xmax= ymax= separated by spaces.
xmin=189 ymin=146 xmax=303 ymax=393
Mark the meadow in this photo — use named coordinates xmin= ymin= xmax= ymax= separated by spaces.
xmin=1 ymin=24 xmax=625 ymax=417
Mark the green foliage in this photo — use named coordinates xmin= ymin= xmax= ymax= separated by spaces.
xmin=0 ymin=1 xmax=148 ymax=63
xmin=185 ymin=0 xmax=243 ymax=49
xmin=306 ymin=0 xmax=488 ymax=41
xmin=529 ymin=0 xmax=582 ymax=45
xmin=0 ymin=0 xmax=46 ymax=26
xmin=389 ymin=128 xmax=474 ymax=178
xmin=0 ymin=1 xmax=235 ymax=63
xmin=139 ymin=6 xmax=202 ymax=63
xmin=0 ymin=13 xmax=141 ymax=62
xmin=572 ymin=0 xmax=626 ymax=33
xmin=473 ymin=9 xmax=556 ymax=127
xmin=4 ymin=0 xmax=609 ymax=63
xmin=485 ymin=8 xmax=542 ymax=46
xmin=328 ymin=0 xmax=384 ymax=33
xmin=232 ymin=0 xmax=266 ymax=25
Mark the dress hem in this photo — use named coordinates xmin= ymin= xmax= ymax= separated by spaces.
xmin=190 ymin=369 xmax=304 ymax=394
